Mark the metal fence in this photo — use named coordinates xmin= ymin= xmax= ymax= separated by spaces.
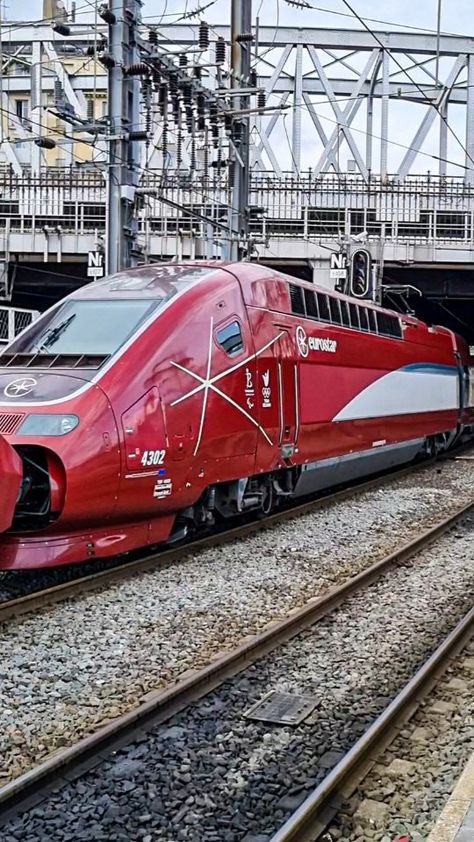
xmin=1 ymin=169 xmax=474 ymax=244
xmin=0 ymin=306 xmax=39 ymax=349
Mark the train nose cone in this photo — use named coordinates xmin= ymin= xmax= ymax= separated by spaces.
xmin=0 ymin=435 xmax=23 ymax=533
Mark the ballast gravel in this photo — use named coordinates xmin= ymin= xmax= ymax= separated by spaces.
xmin=324 ymin=641 xmax=474 ymax=842
xmin=3 ymin=510 xmax=474 ymax=841
xmin=0 ymin=457 xmax=473 ymax=786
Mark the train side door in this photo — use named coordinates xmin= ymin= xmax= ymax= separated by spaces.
xmin=276 ymin=329 xmax=299 ymax=457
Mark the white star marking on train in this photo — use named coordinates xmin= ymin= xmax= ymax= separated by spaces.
xmin=170 ymin=321 xmax=285 ymax=455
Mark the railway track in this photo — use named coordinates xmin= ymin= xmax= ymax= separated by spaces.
xmin=1 ymin=494 xmax=473 ymax=831
xmin=0 ymin=450 xmax=468 ymax=623
xmin=269 ymin=607 xmax=474 ymax=842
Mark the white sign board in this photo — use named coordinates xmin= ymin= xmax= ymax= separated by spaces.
xmin=87 ymin=251 xmax=104 ymax=279
xmin=329 ymin=252 xmax=347 ymax=280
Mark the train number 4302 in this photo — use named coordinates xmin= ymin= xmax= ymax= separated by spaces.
xmin=141 ymin=449 xmax=166 ymax=466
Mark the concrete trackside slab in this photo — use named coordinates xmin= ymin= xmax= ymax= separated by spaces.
xmin=427 ymin=753 xmax=474 ymax=842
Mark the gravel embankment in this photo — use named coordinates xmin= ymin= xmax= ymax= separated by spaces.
xmin=0 ymin=458 xmax=473 ymax=786
xmin=3 ymin=509 xmax=474 ymax=841
xmin=324 ymin=642 xmax=474 ymax=842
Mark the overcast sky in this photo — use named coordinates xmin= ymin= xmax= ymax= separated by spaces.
xmin=3 ymin=0 xmax=473 ymax=33
xmin=3 ymin=1 xmax=474 ymax=175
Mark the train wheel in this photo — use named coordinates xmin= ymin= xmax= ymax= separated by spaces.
xmin=260 ymin=479 xmax=274 ymax=516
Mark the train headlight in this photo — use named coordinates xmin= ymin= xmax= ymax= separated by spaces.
xmin=18 ymin=414 xmax=80 ymax=436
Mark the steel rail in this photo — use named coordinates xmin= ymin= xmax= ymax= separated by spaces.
xmin=0 ymin=496 xmax=472 ymax=822
xmin=0 ymin=452 xmax=461 ymax=623
xmin=269 ymin=605 xmax=474 ymax=842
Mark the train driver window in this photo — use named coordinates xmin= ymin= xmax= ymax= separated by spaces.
xmin=216 ymin=320 xmax=244 ymax=357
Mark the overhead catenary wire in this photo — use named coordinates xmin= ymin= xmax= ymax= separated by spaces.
xmin=335 ymin=0 xmax=474 ymax=168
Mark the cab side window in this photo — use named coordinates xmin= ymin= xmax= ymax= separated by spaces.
xmin=216 ymin=320 xmax=244 ymax=356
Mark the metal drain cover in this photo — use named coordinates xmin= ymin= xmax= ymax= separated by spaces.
xmin=243 ymin=691 xmax=318 ymax=725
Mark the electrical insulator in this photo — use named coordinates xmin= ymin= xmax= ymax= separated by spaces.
xmin=186 ymin=107 xmax=193 ymax=133
xmin=129 ymin=130 xmax=148 ymax=141
xmin=98 ymin=3 xmax=116 ymax=24
xmin=257 ymin=90 xmax=265 ymax=109
xmin=215 ymin=37 xmax=226 ymax=65
xmin=176 ymin=128 xmax=183 ymax=168
xmin=199 ymin=20 xmax=210 ymax=50
xmin=86 ymin=45 xmax=96 ymax=56
xmin=162 ymin=123 xmax=168 ymax=158
xmin=148 ymin=28 xmax=158 ymax=44
xmin=194 ymin=66 xmax=202 ymax=79
xmin=182 ymin=83 xmax=192 ymax=106
xmin=236 ymin=32 xmax=254 ymax=43
xmin=124 ymin=63 xmax=149 ymax=76
xmin=232 ymin=120 xmax=242 ymax=142
xmin=224 ymin=114 xmax=232 ymax=134
xmin=198 ymin=113 xmax=206 ymax=132
xmin=209 ymin=102 xmax=218 ymax=124
xmin=249 ymin=68 xmax=257 ymax=88
xmin=179 ymin=54 xmax=188 ymax=67
xmin=34 ymin=137 xmax=56 ymax=149
xmin=52 ymin=21 xmax=71 ymax=36
xmin=172 ymin=97 xmax=181 ymax=122
xmin=158 ymin=83 xmax=168 ymax=116
xmin=197 ymin=94 xmax=206 ymax=116
xmin=99 ymin=53 xmax=116 ymax=69
xmin=169 ymin=72 xmax=178 ymax=94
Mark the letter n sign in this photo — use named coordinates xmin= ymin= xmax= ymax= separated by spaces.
xmin=330 ymin=252 xmax=347 ymax=280
xmin=87 ymin=251 xmax=104 ymax=279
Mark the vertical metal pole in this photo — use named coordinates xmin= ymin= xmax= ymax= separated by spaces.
xmin=106 ymin=0 xmax=142 ymax=275
xmin=435 ymin=0 xmax=442 ymax=89
xmin=439 ymin=100 xmax=448 ymax=177
xmin=380 ymin=49 xmax=389 ymax=179
xmin=465 ymin=54 xmax=474 ymax=185
xmin=292 ymin=43 xmax=303 ymax=175
xmin=31 ymin=40 xmax=43 ymax=177
xmin=228 ymin=0 xmax=252 ymax=261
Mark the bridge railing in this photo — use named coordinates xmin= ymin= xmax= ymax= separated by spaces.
xmin=0 ymin=306 xmax=40 ymax=351
xmin=1 ymin=170 xmax=474 ymax=244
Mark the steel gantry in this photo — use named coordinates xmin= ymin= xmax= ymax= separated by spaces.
xmin=1 ymin=22 xmax=474 ymax=181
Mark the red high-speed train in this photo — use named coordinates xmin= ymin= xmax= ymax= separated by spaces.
xmin=0 ymin=261 xmax=471 ymax=570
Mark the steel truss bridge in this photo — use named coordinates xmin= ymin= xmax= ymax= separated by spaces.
xmin=1 ymin=22 xmax=474 ymax=288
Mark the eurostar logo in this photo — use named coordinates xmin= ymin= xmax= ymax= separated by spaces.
xmin=4 ymin=377 xmax=37 ymax=398
xmin=296 ymin=325 xmax=309 ymax=358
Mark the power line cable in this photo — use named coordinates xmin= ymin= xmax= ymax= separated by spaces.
xmin=336 ymin=0 xmax=474 ymax=167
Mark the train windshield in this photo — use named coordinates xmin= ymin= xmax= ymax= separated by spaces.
xmin=8 ymin=299 xmax=159 ymax=356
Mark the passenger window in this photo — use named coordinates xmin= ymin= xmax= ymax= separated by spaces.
xmin=216 ymin=320 xmax=244 ymax=356
xmin=329 ymin=297 xmax=341 ymax=324
xmin=304 ymin=289 xmax=319 ymax=319
xmin=317 ymin=293 xmax=330 ymax=322
xmin=340 ymin=301 xmax=350 ymax=327
xmin=359 ymin=307 xmax=369 ymax=331
xmin=349 ymin=303 xmax=360 ymax=329
xmin=289 ymin=284 xmax=305 ymax=316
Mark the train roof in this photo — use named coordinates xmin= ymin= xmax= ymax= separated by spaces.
xmin=73 ymin=262 xmax=224 ymax=300
xmin=71 ymin=260 xmax=453 ymax=339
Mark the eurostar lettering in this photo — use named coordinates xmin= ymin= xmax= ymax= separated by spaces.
xmin=309 ymin=337 xmax=337 ymax=353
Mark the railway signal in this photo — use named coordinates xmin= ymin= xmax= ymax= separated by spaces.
xmin=350 ymin=249 xmax=372 ymax=298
